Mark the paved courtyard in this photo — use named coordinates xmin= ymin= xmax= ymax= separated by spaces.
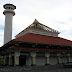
xmin=0 ymin=65 xmax=72 ymax=72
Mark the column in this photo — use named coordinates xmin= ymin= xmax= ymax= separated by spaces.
xmin=5 ymin=56 xmax=7 ymax=65
xmin=45 ymin=53 xmax=50 ymax=65
xmin=9 ymin=53 xmax=12 ymax=65
xmin=57 ymin=53 xmax=61 ymax=64
xmin=4 ymin=56 xmax=6 ymax=65
xmin=31 ymin=52 xmax=36 ymax=66
xmin=67 ymin=53 xmax=70 ymax=63
xmin=14 ymin=51 xmax=20 ymax=66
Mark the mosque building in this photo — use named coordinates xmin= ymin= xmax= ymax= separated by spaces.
xmin=1 ymin=4 xmax=72 ymax=66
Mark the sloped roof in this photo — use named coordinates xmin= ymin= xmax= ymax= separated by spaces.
xmin=16 ymin=19 xmax=60 ymax=37
xmin=30 ymin=19 xmax=59 ymax=33
xmin=14 ymin=33 xmax=72 ymax=46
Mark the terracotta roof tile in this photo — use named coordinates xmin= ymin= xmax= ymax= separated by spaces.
xmin=13 ymin=33 xmax=72 ymax=46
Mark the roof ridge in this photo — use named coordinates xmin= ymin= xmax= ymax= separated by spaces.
xmin=32 ymin=19 xmax=40 ymax=24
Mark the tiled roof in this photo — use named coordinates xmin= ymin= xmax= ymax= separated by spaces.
xmin=13 ymin=33 xmax=72 ymax=46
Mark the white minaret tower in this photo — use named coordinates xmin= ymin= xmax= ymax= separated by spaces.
xmin=3 ymin=4 xmax=16 ymax=44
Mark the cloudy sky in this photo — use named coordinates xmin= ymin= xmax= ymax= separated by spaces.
xmin=0 ymin=0 xmax=72 ymax=46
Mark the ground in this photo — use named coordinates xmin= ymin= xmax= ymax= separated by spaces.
xmin=0 ymin=65 xmax=72 ymax=72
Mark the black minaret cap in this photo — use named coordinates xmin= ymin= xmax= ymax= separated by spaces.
xmin=3 ymin=4 xmax=16 ymax=10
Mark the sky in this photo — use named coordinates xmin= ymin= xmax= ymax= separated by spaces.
xmin=0 ymin=0 xmax=72 ymax=46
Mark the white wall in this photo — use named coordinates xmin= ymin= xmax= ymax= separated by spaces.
xmin=36 ymin=56 xmax=45 ymax=66
xmin=26 ymin=56 xmax=32 ymax=66
xmin=61 ymin=57 xmax=67 ymax=63
xmin=4 ymin=13 xmax=13 ymax=44
xmin=50 ymin=56 xmax=57 ymax=65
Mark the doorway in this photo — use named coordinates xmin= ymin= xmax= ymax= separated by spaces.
xmin=19 ymin=55 xmax=26 ymax=66
xmin=12 ymin=56 xmax=14 ymax=66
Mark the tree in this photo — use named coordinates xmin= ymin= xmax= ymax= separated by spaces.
xmin=0 ymin=56 xmax=4 ymax=65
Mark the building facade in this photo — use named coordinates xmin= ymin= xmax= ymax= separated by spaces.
xmin=1 ymin=4 xmax=72 ymax=66
xmin=1 ymin=19 xmax=72 ymax=66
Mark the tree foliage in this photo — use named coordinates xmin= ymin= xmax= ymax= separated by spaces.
xmin=0 ymin=56 xmax=4 ymax=65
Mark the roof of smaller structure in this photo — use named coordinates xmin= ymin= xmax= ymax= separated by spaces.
xmin=14 ymin=33 xmax=72 ymax=46
xmin=16 ymin=19 xmax=60 ymax=37
xmin=29 ymin=19 xmax=59 ymax=33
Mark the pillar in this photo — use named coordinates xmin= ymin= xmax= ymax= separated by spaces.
xmin=5 ymin=56 xmax=8 ymax=65
xmin=14 ymin=51 xmax=20 ymax=66
xmin=9 ymin=53 xmax=12 ymax=65
xmin=67 ymin=53 xmax=70 ymax=63
xmin=31 ymin=52 xmax=36 ymax=66
xmin=45 ymin=53 xmax=50 ymax=65
xmin=57 ymin=53 xmax=61 ymax=64
xmin=4 ymin=56 xmax=6 ymax=65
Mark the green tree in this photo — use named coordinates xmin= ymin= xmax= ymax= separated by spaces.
xmin=0 ymin=56 xmax=4 ymax=65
